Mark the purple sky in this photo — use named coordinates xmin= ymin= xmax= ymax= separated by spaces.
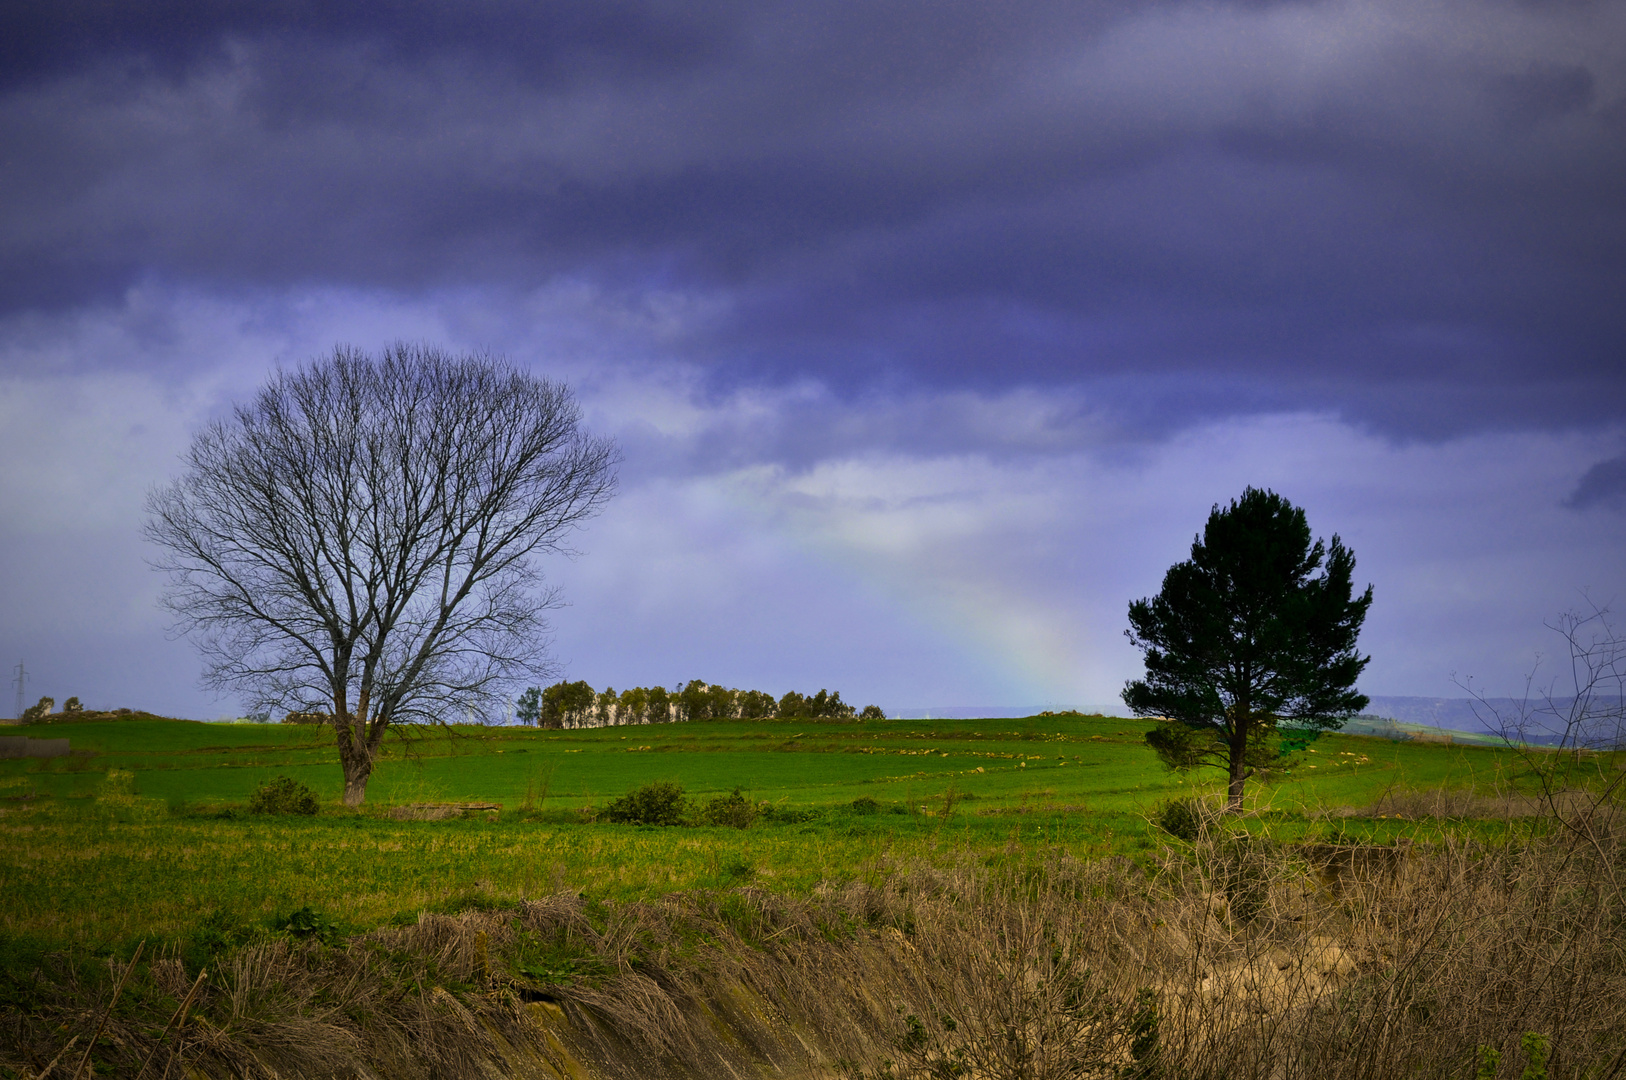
xmin=2 ymin=0 xmax=1623 ymax=719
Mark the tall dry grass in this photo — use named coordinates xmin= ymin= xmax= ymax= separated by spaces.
xmin=4 ymin=793 xmax=1623 ymax=1080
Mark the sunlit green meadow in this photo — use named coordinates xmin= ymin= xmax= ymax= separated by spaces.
xmin=0 ymin=713 xmax=1581 ymax=950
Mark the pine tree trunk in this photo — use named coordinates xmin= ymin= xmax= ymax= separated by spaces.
xmin=1226 ymin=721 xmax=1249 ymax=812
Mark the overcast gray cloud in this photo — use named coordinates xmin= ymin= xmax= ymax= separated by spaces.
xmin=0 ymin=1 xmax=1622 ymax=719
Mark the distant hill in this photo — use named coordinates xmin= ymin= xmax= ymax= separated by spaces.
xmin=1363 ymin=695 xmax=1623 ymax=747
xmin=1364 ymin=696 xmax=1505 ymax=733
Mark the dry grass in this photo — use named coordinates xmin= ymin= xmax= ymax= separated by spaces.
xmin=1334 ymin=783 xmax=1614 ymax=823
xmin=4 ymin=795 xmax=1624 ymax=1080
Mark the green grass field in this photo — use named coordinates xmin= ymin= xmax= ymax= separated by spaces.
xmin=0 ymin=713 xmax=1597 ymax=951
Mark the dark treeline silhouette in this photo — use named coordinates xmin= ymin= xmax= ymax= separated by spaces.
xmin=514 ymin=679 xmax=884 ymax=728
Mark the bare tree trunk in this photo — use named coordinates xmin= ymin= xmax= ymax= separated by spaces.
xmin=334 ymin=717 xmax=374 ymax=806
xmin=342 ymin=760 xmax=371 ymax=806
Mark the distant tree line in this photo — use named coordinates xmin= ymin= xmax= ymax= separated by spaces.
xmin=513 ymin=679 xmax=885 ymax=728
xmin=18 ymin=696 xmax=83 ymax=723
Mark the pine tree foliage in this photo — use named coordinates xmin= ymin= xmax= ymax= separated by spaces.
xmin=1123 ymin=487 xmax=1372 ymax=809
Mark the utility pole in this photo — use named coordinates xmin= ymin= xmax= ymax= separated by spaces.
xmin=12 ymin=661 xmax=25 ymax=721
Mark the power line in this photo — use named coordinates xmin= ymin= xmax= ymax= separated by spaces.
xmin=12 ymin=661 xmax=26 ymax=721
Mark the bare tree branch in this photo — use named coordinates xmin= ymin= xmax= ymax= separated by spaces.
xmin=1458 ymin=600 xmax=1626 ymax=881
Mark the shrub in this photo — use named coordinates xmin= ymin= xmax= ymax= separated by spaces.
xmin=61 ymin=697 xmax=83 ymax=714
xmin=281 ymin=710 xmax=329 ymax=725
xmin=850 ymin=796 xmax=882 ymax=815
xmin=758 ymin=803 xmax=823 ymax=825
xmin=859 ymin=705 xmax=886 ymax=721
xmin=1153 ymin=796 xmax=1210 ymax=842
xmin=250 ymin=775 xmax=320 ymax=815
xmin=700 ymin=787 xmax=757 ymax=828
xmin=600 ymin=781 xmax=687 ymax=825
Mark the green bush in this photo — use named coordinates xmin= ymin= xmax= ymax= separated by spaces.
xmin=183 ymin=908 xmax=257 ymax=971
xmin=250 ymin=775 xmax=319 ymax=816
xmin=600 ymin=781 xmax=687 ymax=825
xmin=1153 ymin=796 xmax=1209 ymax=842
xmin=850 ymin=796 xmax=881 ymax=815
xmin=700 ymin=787 xmax=757 ymax=828
xmin=758 ymin=803 xmax=823 ymax=824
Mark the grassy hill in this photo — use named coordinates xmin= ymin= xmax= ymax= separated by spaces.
xmin=0 ymin=712 xmax=1591 ymax=950
xmin=3 ymin=713 xmax=1622 ymax=1080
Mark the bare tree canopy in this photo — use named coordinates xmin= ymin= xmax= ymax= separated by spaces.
xmin=145 ymin=344 xmax=619 ymax=804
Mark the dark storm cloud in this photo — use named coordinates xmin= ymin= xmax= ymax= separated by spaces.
xmin=2 ymin=0 xmax=1623 ymax=434
xmin=0 ymin=1 xmax=726 ymax=91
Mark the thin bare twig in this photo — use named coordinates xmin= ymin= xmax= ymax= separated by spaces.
xmin=132 ymin=968 xmax=207 ymax=1080
xmin=29 ymin=1034 xmax=78 ymax=1080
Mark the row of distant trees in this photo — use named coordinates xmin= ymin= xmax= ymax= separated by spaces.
xmin=513 ymin=679 xmax=884 ymax=728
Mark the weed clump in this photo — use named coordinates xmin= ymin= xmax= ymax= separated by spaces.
xmin=600 ymin=781 xmax=687 ymax=825
xmin=250 ymin=775 xmax=319 ymax=816
xmin=850 ymin=796 xmax=881 ymax=814
xmin=98 ymin=769 xmax=138 ymax=803
xmin=183 ymin=907 xmax=257 ymax=970
xmin=272 ymin=905 xmax=343 ymax=945
xmin=717 ymin=854 xmax=755 ymax=884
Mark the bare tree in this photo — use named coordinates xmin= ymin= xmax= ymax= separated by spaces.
xmin=146 ymin=344 xmax=619 ymax=804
